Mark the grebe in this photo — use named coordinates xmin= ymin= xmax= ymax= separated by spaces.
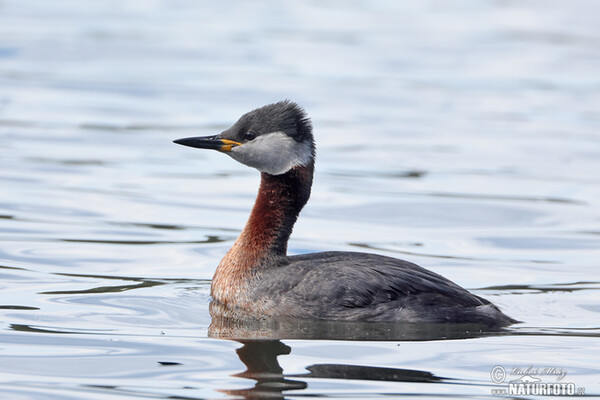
xmin=174 ymin=101 xmax=515 ymax=326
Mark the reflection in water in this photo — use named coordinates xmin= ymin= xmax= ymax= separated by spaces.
xmin=39 ymin=280 xmax=163 ymax=295
xmin=220 ymin=341 xmax=306 ymax=399
xmin=209 ymin=300 xmax=514 ymax=396
xmin=10 ymin=324 xmax=80 ymax=335
xmin=481 ymin=281 xmax=600 ymax=295
xmin=40 ymin=271 xmax=209 ymax=295
xmin=223 ymin=340 xmax=446 ymax=399
xmin=296 ymin=363 xmax=441 ymax=383
xmin=0 ymin=305 xmax=39 ymax=310
xmin=209 ymin=301 xmax=511 ymax=341
xmin=60 ymin=235 xmax=227 ymax=245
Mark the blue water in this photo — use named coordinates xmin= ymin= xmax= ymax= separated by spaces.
xmin=1 ymin=1 xmax=599 ymax=398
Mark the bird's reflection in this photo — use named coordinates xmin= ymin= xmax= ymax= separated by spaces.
xmin=218 ymin=340 xmax=306 ymax=399
xmin=210 ymin=303 xmax=512 ymax=398
xmin=219 ymin=340 xmax=445 ymax=399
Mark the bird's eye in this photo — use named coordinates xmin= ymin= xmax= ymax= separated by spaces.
xmin=244 ymin=131 xmax=256 ymax=141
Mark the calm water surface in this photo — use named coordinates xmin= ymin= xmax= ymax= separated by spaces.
xmin=1 ymin=1 xmax=599 ymax=398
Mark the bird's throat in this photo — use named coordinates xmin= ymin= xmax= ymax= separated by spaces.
xmin=211 ymin=161 xmax=314 ymax=306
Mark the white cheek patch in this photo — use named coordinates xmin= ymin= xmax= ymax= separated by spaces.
xmin=228 ymin=131 xmax=313 ymax=175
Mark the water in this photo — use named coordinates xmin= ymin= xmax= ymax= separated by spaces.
xmin=1 ymin=0 xmax=599 ymax=398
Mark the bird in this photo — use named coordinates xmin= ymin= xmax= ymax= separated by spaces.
xmin=174 ymin=100 xmax=515 ymax=326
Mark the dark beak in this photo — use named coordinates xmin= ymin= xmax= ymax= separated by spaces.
xmin=173 ymin=135 xmax=241 ymax=152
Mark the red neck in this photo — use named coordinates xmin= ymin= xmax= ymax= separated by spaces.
xmin=211 ymin=161 xmax=314 ymax=305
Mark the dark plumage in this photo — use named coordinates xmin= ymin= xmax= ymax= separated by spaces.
xmin=246 ymin=252 xmax=514 ymax=325
xmin=174 ymin=101 xmax=516 ymax=327
xmin=226 ymin=100 xmax=314 ymax=144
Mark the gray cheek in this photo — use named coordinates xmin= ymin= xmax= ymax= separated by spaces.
xmin=229 ymin=148 xmax=291 ymax=175
xmin=259 ymin=157 xmax=294 ymax=175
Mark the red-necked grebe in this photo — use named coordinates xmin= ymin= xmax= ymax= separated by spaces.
xmin=174 ymin=100 xmax=515 ymax=326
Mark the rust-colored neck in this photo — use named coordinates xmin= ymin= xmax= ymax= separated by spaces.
xmin=211 ymin=161 xmax=314 ymax=306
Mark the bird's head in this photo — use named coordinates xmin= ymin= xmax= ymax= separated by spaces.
xmin=174 ymin=100 xmax=315 ymax=175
